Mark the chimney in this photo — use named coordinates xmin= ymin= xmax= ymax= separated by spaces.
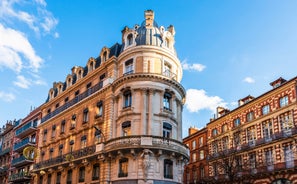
xmin=188 ymin=127 xmax=199 ymax=135
xmin=144 ymin=10 xmax=154 ymax=28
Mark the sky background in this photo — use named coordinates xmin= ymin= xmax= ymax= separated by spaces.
xmin=1 ymin=0 xmax=297 ymax=137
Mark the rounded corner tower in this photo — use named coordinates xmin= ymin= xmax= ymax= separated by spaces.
xmin=109 ymin=10 xmax=188 ymax=184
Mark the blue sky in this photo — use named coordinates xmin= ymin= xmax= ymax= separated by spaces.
xmin=1 ymin=0 xmax=297 ymax=137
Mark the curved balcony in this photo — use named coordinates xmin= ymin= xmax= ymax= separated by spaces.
xmin=104 ymin=135 xmax=189 ymax=158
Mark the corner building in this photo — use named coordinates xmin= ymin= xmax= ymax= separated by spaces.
xmin=33 ymin=10 xmax=188 ymax=184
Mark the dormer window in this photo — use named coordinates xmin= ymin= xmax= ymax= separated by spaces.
xmin=78 ymin=69 xmax=83 ymax=80
xmin=103 ymin=52 xmax=107 ymax=62
xmin=127 ymin=33 xmax=133 ymax=46
xmin=67 ymin=77 xmax=72 ymax=88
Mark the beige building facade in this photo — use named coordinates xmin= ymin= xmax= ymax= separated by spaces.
xmin=33 ymin=10 xmax=188 ymax=184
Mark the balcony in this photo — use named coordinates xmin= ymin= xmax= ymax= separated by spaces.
xmin=14 ymin=137 xmax=36 ymax=152
xmin=104 ymin=135 xmax=189 ymax=158
xmin=0 ymin=166 xmax=8 ymax=176
xmin=0 ymin=148 xmax=11 ymax=156
xmin=42 ymin=78 xmax=112 ymax=123
xmin=11 ymin=155 xmax=34 ymax=167
xmin=15 ymin=121 xmax=37 ymax=138
xmin=34 ymin=145 xmax=96 ymax=170
xmin=8 ymin=171 xmax=31 ymax=182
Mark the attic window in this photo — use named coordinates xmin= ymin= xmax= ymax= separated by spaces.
xmin=103 ymin=52 xmax=107 ymax=62
xmin=127 ymin=33 xmax=133 ymax=46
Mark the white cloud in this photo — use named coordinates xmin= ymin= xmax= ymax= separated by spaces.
xmin=243 ymin=77 xmax=255 ymax=83
xmin=182 ymin=59 xmax=206 ymax=72
xmin=0 ymin=91 xmax=15 ymax=102
xmin=35 ymin=0 xmax=47 ymax=6
xmin=13 ymin=75 xmax=31 ymax=89
xmin=0 ymin=24 xmax=43 ymax=72
xmin=185 ymin=89 xmax=227 ymax=113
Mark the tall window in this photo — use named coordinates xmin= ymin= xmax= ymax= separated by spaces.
xmin=96 ymin=101 xmax=103 ymax=117
xmin=200 ymin=165 xmax=205 ymax=178
xmin=79 ymin=167 xmax=85 ymax=182
xmin=212 ymin=128 xmax=218 ymax=137
xmin=119 ymin=158 xmax=128 ymax=177
xmin=70 ymin=115 xmax=76 ymax=129
xmin=234 ymin=118 xmax=241 ymax=127
xmin=262 ymin=104 xmax=270 ymax=115
xmin=164 ymin=159 xmax=173 ymax=179
xmin=81 ymin=135 xmax=87 ymax=149
xmin=192 ymin=140 xmax=196 ymax=150
xmin=222 ymin=136 xmax=229 ymax=150
xmin=246 ymin=111 xmax=255 ymax=122
xmin=49 ymin=148 xmax=53 ymax=159
xmin=163 ymin=92 xmax=172 ymax=111
xmin=164 ymin=62 xmax=172 ymax=77
xmin=123 ymin=90 xmax=132 ymax=108
xmin=59 ymin=144 xmax=63 ymax=156
xmin=51 ymin=125 xmax=56 ymax=138
xmin=43 ymin=129 xmax=47 ymax=142
xmin=102 ymin=51 xmax=107 ymax=62
xmin=69 ymin=140 xmax=74 ymax=153
xmin=124 ymin=59 xmax=133 ymax=75
xmin=212 ymin=141 xmax=218 ymax=154
xmin=99 ymin=73 xmax=105 ymax=89
xmin=95 ymin=129 xmax=102 ymax=143
xmin=265 ymin=149 xmax=274 ymax=168
xmin=47 ymin=174 xmax=52 ymax=184
xmin=192 ymin=153 xmax=196 ymax=162
xmin=56 ymin=172 xmax=61 ymax=184
xmin=284 ymin=144 xmax=294 ymax=168
xmin=163 ymin=122 xmax=172 ymax=138
xmin=39 ymin=176 xmax=43 ymax=184
xmin=249 ymin=153 xmax=256 ymax=169
xmin=262 ymin=121 xmax=273 ymax=141
xmin=233 ymin=132 xmax=241 ymax=148
xmin=280 ymin=95 xmax=289 ymax=108
xmin=67 ymin=170 xmax=72 ymax=184
xmin=127 ymin=33 xmax=133 ymax=46
xmin=92 ymin=163 xmax=100 ymax=181
xmin=199 ymin=137 xmax=203 ymax=147
xmin=200 ymin=150 xmax=204 ymax=160
xmin=222 ymin=124 xmax=228 ymax=133
xmin=247 ymin=127 xmax=256 ymax=146
xmin=83 ymin=108 xmax=89 ymax=123
xmin=61 ymin=120 xmax=65 ymax=134
xmin=122 ymin=121 xmax=131 ymax=136
xmin=280 ymin=113 xmax=293 ymax=135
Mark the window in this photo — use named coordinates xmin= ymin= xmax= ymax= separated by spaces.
xmin=59 ymin=144 xmax=63 ymax=156
xmin=199 ymin=137 xmax=203 ymax=147
xmin=262 ymin=121 xmax=273 ymax=141
xmin=249 ymin=153 xmax=256 ymax=169
xmin=65 ymin=97 xmax=69 ymax=103
xmin=127 ymin=33 xmax=133 ymax=46
xmin=55 ymin=103 xmax=60 ymax=108
xmin=99 ymin=73 xmax=105 ymax=89
xmin=265 ymin=149 xmax=273 ymax=167
xmin=89 ymin=61 xmax=94 ymax=72
xmin=233 ymin=132 xmax=241 ymax=147
xmin=122 ymin=121 xmax=131 ymax=136
xmin=212 ymin=141 xmax=218 ymax=154
xmin=61 ymin=120 xmax=65 ymax=134
xmin=200 ymin=150 xmax=204 ymax=160
xmin=262 ymin=104 xmax=270 ymax=115
xmin=86 ymin=82 xmax=92 ymax=89
xmin=192 ymin=140 xmax=196 ymax=150
xmin=124 ymin=59 xmax=133 ymax=75
xmin=164 ymin=159 xmax=173 ymax=179
xmin=49 ymin=148 xmax=54 ymax=159
xmin=212 ymin=128 xmax=218 ymax=136
xmin=280 ymin=96 xmax=289 ymax=108
xmin=123 ymin=90 xmax=132 ymax=108
xmin=70 ymin=115 xmax=76 ymax=129
xmin=284 ymin=144 xmax=294 ymax=168
xmin=51 ymin=125 xmax=56 ymax=137
xmin=95 ymin=129 xmax=102 ymax=143
xmin=47 ymin=174 xmax=51 ymax=184
xmin=222 ymin=124 xmax=228 ymax=133
xmin=69 ymin=140 xmax=74 ymax=152
xmin=163 ymin=122 xmax=172 ymax=138
xmin=92 ymin=164 xmax=100 ymax=181
xmin=213 ymin=163 xmax=218 ymax=176
xmin=119 ymin=158 xmax=128 ymax=177
xmin=164 ymin=62 xmax=172 ymax=77
xmin=56 ymin=172 xmax=61 ymax=184
xmin=247 ymin=127 xmax=256 ymax=146
xmin=43 ymin=129 xmax=47 ymax=142
xmin=75 ymin=90 xmax=80 ymax=96
xmin=83 ymin=108 xmax=89 ymax=123
xmin=222 ymin=136 xmax=229 ymax=150
xmin=81 ymin=135 xmax=87 ymax=149
xmin=102 ymin=51 xmax=107 ymax=62
xmin=67 ymin=170 xmax=72 ymax=184
xmin=192 ymin=153 xmax=196 ymax=162
xmin=246 ymin=111 xmax=255 ymax=122
xmin=163 ymin=92 xmax=172 ymax=111
xmin=96 ymin=101 xmax=103 ymax=118
xmin=79 ymin=167 xmax=85 ymax=182
xmin=233 ymin=118 xmax=241 ymax=127
xmin=280 ymin=113 xmax=293 ymax=136
xmin=39 ymin=176 xmax=43 ymax=184
xmin=31 ymin=134 xmax=36 ymax=143
xmin=200 ymin=166 xmax=205 ymax=178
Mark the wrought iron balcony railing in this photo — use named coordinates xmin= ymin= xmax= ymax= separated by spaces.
xmin=15 ymin=121 xmax=37 ymax=137
xmin=14 ymin=137 xmax=36 ymax=151
xmin=0 ymin=148 xmax=11 ymax=156
xmin=11 ymin=155 xmax=34 ymax=166
xmin=42 ymin=78 xmax=112 ymax=123
xmin=8 ymin=171 xmax=31 ymax=182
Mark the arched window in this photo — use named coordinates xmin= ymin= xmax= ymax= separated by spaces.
xmin=124 ymin=59 xmax=133 ymax=75
xmin=103 ymin=52 xmax=107 ymax=62
xmin=122 ymin=121 xmax=131 ymax=136
xmin=164 ymin=159 xmax=173 ymax=179
xmin=163 ymin=92 xmax=172 ymax=111
xmin=221 ymin=124 xmax=228 ymax=133
xmin=212 ymin=128 xmax=218 ymax=136
xmin=127 ymin=33 xmax=133 ymax=46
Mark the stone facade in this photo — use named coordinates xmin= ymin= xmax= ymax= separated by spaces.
xmin=32 ymin=10 xmax=188 ymax=184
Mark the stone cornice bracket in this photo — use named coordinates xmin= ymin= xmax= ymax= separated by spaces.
xmin=131 ymin=149 xmax=137 ymax=160
xmin=155 ymin=150 xmax=162 ymax=161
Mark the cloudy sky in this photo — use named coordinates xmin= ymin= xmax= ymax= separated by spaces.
xmin=1 ymin=0 xmax=297 ymax=137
